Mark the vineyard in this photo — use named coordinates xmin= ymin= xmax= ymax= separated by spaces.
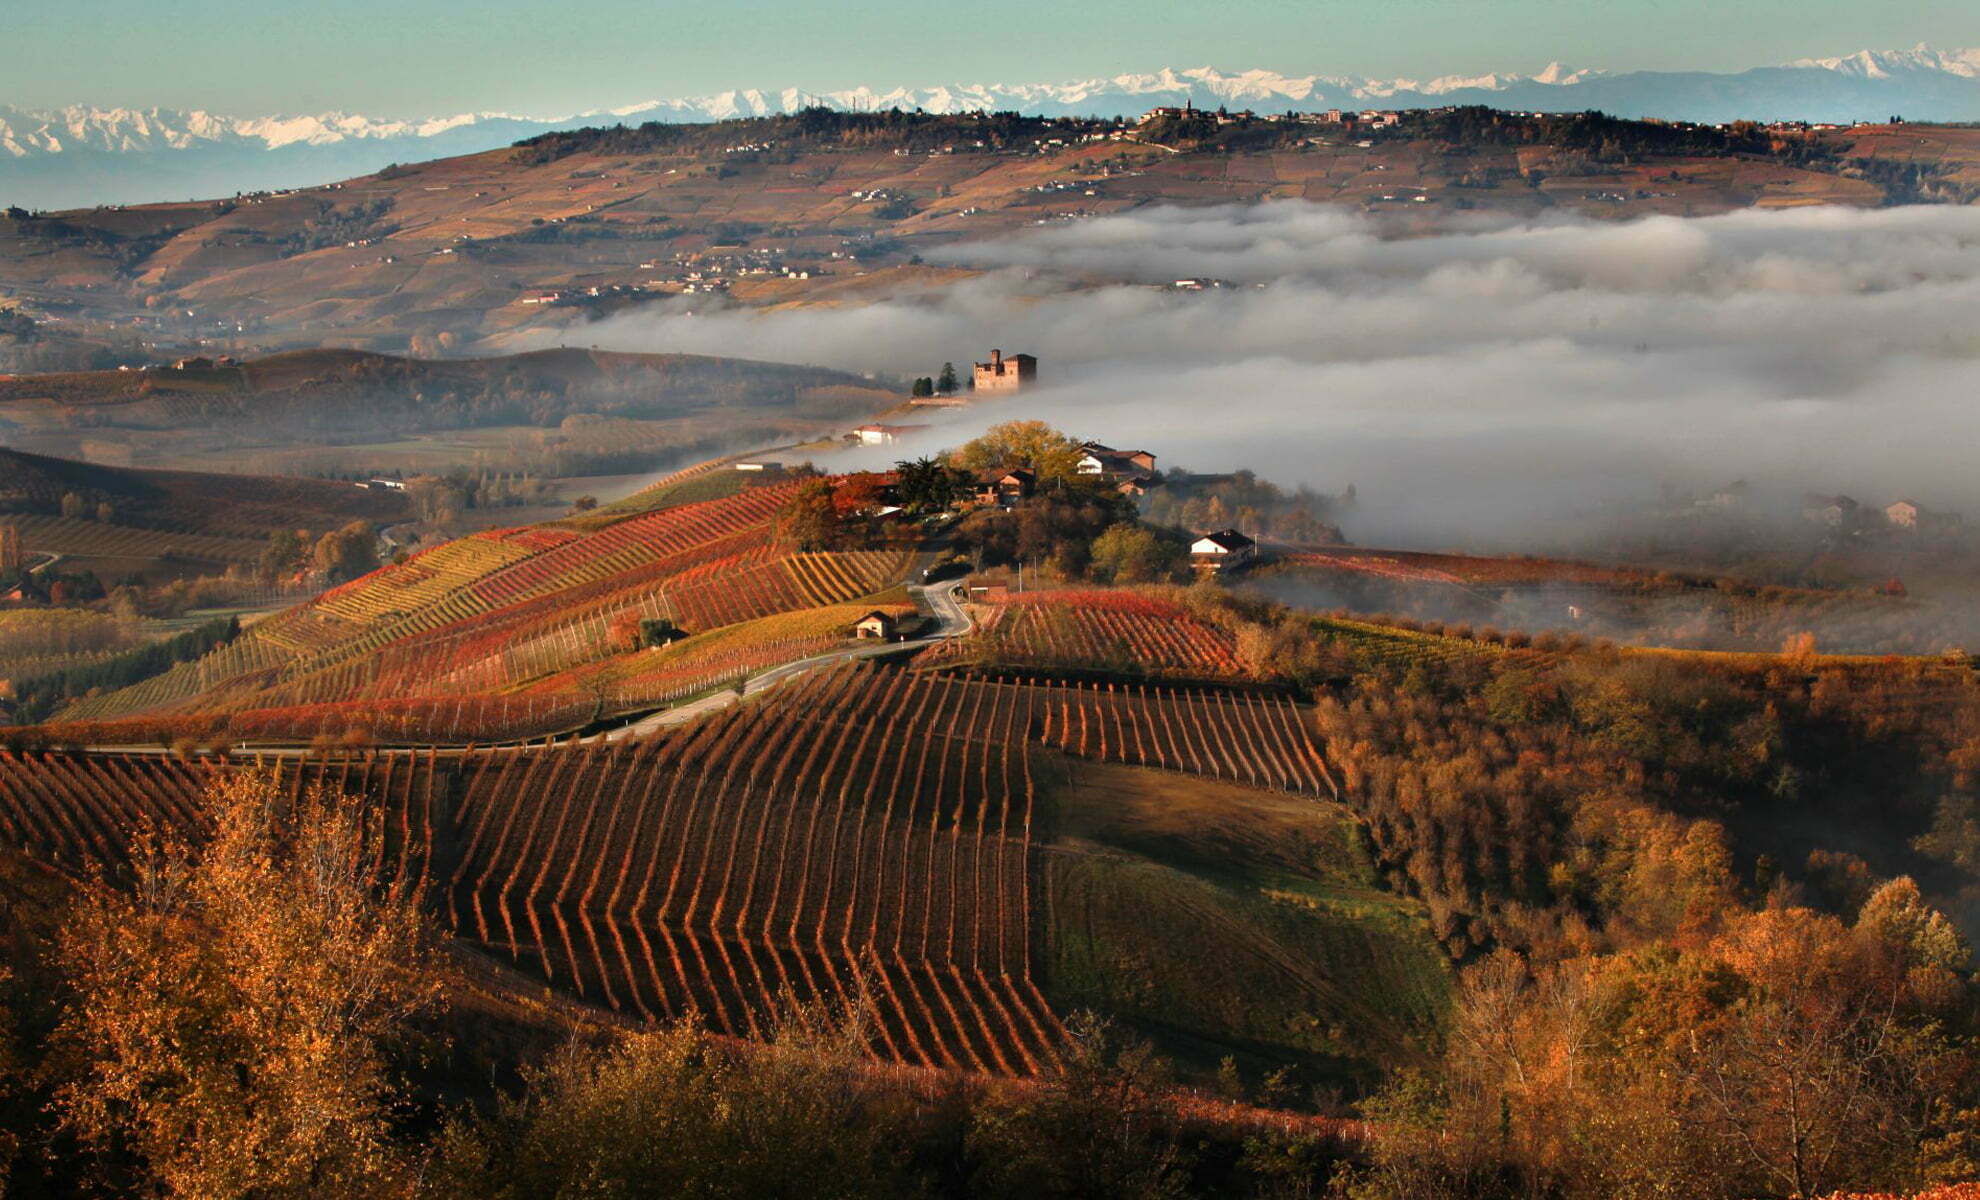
xmin=527 ymin=601 xmax=916 ymax=710
xmin=0 ymin=654 xmax=1366 ymax=1079
xmin=0 ymin=663 xmax=1067 ymax=1074
xmin=944 ymin=589 xmax=1250 ymax=680
xmin=1022 ymin=677 xmax=1338 ymax=798
xmin=60 ymin=482 xmax=920 ymax=728
xmin=1279 ymin=548 xmax=1647 ymax=588
xmin=1315 ymin=615 xmax=1510 ymax=671
xmin=6 ymin=513 xmax=267 ymax=564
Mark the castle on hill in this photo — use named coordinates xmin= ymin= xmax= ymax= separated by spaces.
xmin=972 ymin=348 xmax=1036 ymax=394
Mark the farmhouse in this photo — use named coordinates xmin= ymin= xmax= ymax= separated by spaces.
xmin=1884 ymin=499 xmax=1963 ymax=533
xmin=851 ymin=423 xmax=925 ymax=447
xmin=854 ymin=610 xmax=897 ymax=640
xmin=972 ymin=349 xmax=1037 ymax=394
xmin=973 ymin=468 xmax=1036 ymax=508
xmin=1077 ymin=443 xmax=1158 ymax=478
xmin=1802 ymin=493 xmax=1862 ymax=529
xmin=1191 ymin=528 xmax=1257 ymax=574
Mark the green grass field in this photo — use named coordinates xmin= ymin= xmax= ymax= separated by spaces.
xmin=1036 ymin=756 xmax=1450 ymax=1089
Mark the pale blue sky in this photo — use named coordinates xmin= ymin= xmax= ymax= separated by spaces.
xmin=9 ymin=0 xmax=1978 ymax=117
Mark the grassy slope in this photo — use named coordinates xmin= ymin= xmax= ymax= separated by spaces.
xmin=1036 ymin=754 xmax=1450 ymax=1088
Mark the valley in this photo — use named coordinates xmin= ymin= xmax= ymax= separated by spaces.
xmin=1 ymin=78 xmax=1979 ymax=1196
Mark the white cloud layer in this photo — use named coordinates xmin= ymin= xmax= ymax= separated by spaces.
xmin=546 ymin=201 xmax=1980 ymax=548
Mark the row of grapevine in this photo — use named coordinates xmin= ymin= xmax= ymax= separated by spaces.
xmin=1021 ymin=677 xmax=1338 ymax=798
xmin=228 ymin=694 xmax=600 ymax=745
xmin=962 ymin=590 xmax=1249 ymax=679
xmin=6 ymin=513 xmax=265 ymax=564
xmin=463 ymin=483 xmax=796 ymax=609
xmin=0 ymin=751 xmax=441 ymax=882
xmin=445 ymin=664 xmax=1061 ymax=1073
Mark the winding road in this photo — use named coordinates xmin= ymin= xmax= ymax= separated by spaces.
xmin=604 ymin=578 xmax=972 ymax=742
xmin=65 ymin=578 xmax=972 ymax=757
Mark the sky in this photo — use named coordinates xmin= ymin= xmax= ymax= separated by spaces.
xmin=6 ymin=0 xmax=1978 ymax=118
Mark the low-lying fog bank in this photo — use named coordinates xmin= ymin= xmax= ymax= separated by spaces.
xmin=544 ymin=201 xmax=1980 ymax=554
xmin=1242 ymin=567 xmax=1980 ymax=657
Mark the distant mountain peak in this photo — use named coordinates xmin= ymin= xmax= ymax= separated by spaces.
xmin=6 ymin=46 xmax=1980 ymax=210
xmin=1786 ymin=43 xmax=1980 ymax=79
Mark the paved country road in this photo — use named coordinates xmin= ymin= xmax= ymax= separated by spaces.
xmin=605 ymin=579 xmax=972 ymax=742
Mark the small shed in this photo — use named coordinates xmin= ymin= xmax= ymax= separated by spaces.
xmin=854 ymin=610 xmax=898 ymax=640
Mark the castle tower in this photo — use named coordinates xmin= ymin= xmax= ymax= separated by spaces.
xmin=972 ymin=348 xmax=1038 ymax=394
xmin=0 ymin=523 xmax=19 ymax=574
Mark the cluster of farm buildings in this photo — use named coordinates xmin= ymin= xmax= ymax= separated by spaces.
xmin=1692 ymin=481 xmax=1966 ymax=537
xmin=840 ymin=350 xmax=1259 ymax=573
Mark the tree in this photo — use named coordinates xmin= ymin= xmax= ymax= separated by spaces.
xmin=911 ymin=376 xmax=934 ymax=398
xmin=936 ymin=362 xmax=959 ymax=394
xmin=571 ymin=494 xmax=598 ymax=512
xmin=53 ymin=772 xmax=437 ymax=1197
xmin=950 ymin=420 xmax=1085 ymax=482
xmin=775 ymin=478 xmax=844 ymax=551
xmin=311 ymin=520 xmax=379 ymax=583
xmin=431 ymin=1007 xmax=920 ymax=1197
xmin=894 ymin=456 xmax=966 ymax=513
xmin=1088 ymin=524 xmax=1185 ymax=584
xmin=967 ymin=1014 xmax=1190 ymax=1198
xmin=259 ymin=528 xmax=308 ymax=582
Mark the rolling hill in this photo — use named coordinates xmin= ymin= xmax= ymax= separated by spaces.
xmin=0 ymin=445 xmax=409 ymax=581
xmin=0 ymin=346 xmax=897 ymax=474
xmin=4 ymin=108 xmax=1976 ymax=372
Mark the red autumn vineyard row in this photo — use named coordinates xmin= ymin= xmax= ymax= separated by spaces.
xmin=0 ymin=750 xmax=443 ymax=884
xmin=1026 ymin=677 xmax=1339 ymax=797
xmin=65 ymin=484 xmax=802 ymax=721
xmin=17 ymin=692 xmax=600 ymax=752
xmin=954 ymin=589 xmax=1248 ymax=679
xmin=446 ymin=664 xmax=1060 ymax=1073
xmin=0 ymin=665 xmax=1067 ymax=1075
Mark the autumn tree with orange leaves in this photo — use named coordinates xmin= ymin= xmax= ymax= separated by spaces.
xmin=52 ymin=772 xmax=438 ymax=1198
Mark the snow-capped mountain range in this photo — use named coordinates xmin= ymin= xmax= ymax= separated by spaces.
xmin=6 ymin=45 xmax=1980 ymax=211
